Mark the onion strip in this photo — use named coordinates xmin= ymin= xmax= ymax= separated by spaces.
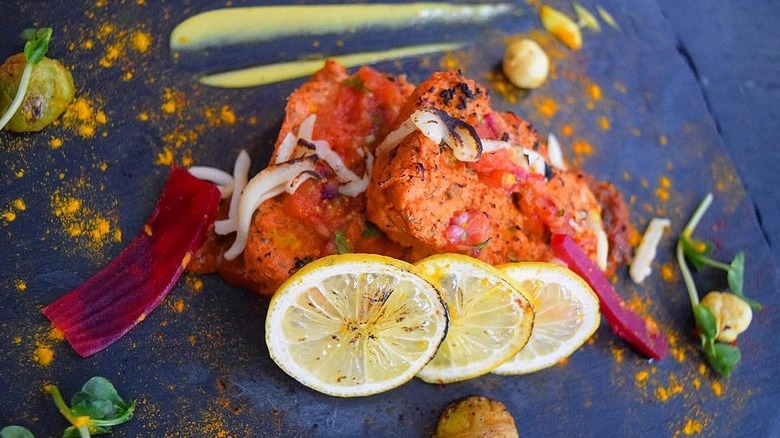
xmin=214 ymin=150 xmax=251 ymax=235
xmin=223 ymin=155 xmax=319 ymax=260
xmin=188 ymin=166 xmax=235 ymax=199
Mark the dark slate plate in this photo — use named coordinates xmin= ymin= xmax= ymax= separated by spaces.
xmin=1 ymin=1 xmax=778 ymax=437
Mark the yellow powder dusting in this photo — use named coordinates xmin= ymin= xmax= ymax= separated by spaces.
xmin=100 ymin=43 xmax=124 ymax=68
xmin=681 ymin=419 xmax=703 ymax=435
xmin=13 ymin=337 xmax=22 ymax=345
xmin=156 ymin=147 xmax=175 ymax=166
xmin=611 ymin=347 xmax=624 ymax=363
xmin=534 ymin=96 xmax=559 ymax=118
xmin=173 ymin=299 xmax=185 ymax=313
xmin=49 ymin=137 xmax=64 ymax=149
xmin=2 ymin=211 xmax=17 ymax=222
xmin=205 ymin=105 xmax=238 ymax=126
xmin=188 ymin=335 xmax=197 ymax=345
xmin=16 ymin=280 xmax=27 ymax=291
xmin=659 ymin=135 xmax=668 ymax=145
xmin=131 ymin=31 xmax=152 ymax=53
xmin=654 ymin=374 xmax=684 ymax=403
xmin=710 ymin=381 xmax=723 ymax=397
xmin=661 ymin=262 xmax=677 ymax=282
xmin=161 ymin=88 xmax=184 ymax=114
xmin=561 ymin=124 xmax=574 ymax=137
xmin=59 ymin=97 xmax=108 ymax=139
xmin=33 ymin=345 xmax=55 ymax=366
xmin=440 ymin=52 xmax=461 ymax=71
xmin=585 ymin=101 xmax=595 ymax=111
xmin=187 ymin=276 xmax=204 ymax=294
xmin=572 ymin=140 xmax=593 ymax=155
xmin=655 ymin=176 xmax=672 ymax=202
xmin=50 ymin=186 xmax=121 ymax=253
xmin=587 ymin=83 xmax=602 ymax=101
xmin=598 ymin=116 xmax=610 ymax=130
xmin=692 ymin=378 xmax=701 ymax=390
xmin=635 ymin=370 xmax=649 ymax=387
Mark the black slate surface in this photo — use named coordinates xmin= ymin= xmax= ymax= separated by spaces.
xmin=1 ymin=1 xmax=778 ymax=437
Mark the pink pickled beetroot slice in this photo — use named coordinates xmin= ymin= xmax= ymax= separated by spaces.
xmin=551 ymin=234 xmax=668 ymax=360
xmin=42 ymin=168 xmax=220 ymax=357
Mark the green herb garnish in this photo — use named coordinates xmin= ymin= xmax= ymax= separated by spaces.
xmin=361 ymin=224 xmax=382 ymax=239
xmin=677 ymin=194 xmax=758 ymax=376
xmin=342 ymin=76 xmax=369 ymax=93
xmin=0 ymin=426 xmax=35 ymax=438
xmin=46 ymin=377 xmax=136 ymax=438
xmin=334 ymin=230 xmax=351 ymax=254
xmin=0 ymin=28 xmax=52 ymax=131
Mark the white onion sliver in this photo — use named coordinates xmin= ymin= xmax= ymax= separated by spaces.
xmin=547 ymin=133 xmax=567 ymax=170
xmin=188 ymin=166 xmax=234 ymax=199
xmin=223 ymin=156 xmax=318 ymax=260
xmin=275 ymin=133 xmax=297 ymax=164
xmin=630 ymin=217 xmax=671 ymax=283
xmin=312 ymin=139 xmax=362 ymax=184
xmin=375 ymin=119 xmax=415 ymax=157
xmin=297 ymin=114 xmax=316 ymax=142
xmin=339 ymin=151 xmax=374 ymax=197
xmin=524 ymin=148 xmax=547 ymax=175
xmin=287 ymin=171 xmax=318 ymax=194
xmin=481 ymin=139 xmax=512 ymax=153
xmin=214 ymin=149 xmax=251 ymax=235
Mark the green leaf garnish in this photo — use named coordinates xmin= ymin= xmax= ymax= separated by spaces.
xmin=677 ymin=194 xmax=757 ymax=376
xmin=0 ymin=426 xmax=35 ymax=438
xmin=693 ymin=304 xmax=717 ymax=340
xmin=22 ymin=27 xmax=52 ymax=65
xmin=334 ymin=231 xmax=351 ymax=254
xmin=342 ymin=76 xmax=369 ymax=93
xmin=46 ymin=377 xmax=136 ymax=438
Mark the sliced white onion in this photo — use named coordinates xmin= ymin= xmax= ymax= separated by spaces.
xmin=275 ymin=133 xmax=297 ymax=164
xmin=339 ymin=151 xmax=374 ymax=197
xmin=480 ymin=139 xmax=512 ymax=153
xmin=223 ymin=156 xmax=319 ymax=261
xmin=375 ymin=118 xmax=416 ymax=157
xmin=297 ymin=114 xmax=316 ymax=142
xmin=287 ymin=170 xmax=319 ymax=194
xmin=374 ymin=108 xmax=482 ymax=162
xmin=630 ymin=217 xmax=671 ymax=283
xmin=214 ymin=149 xmax=251 ymax=235
xmin=547 ymin=133 xmax=567 ymax=170
xmin=587 ymin=210 xmax=609 ymax=272
xmin=188 ymin=166 xmax=234 ymax=199
xmin=524 ymin=148 xmax=547 ymax=175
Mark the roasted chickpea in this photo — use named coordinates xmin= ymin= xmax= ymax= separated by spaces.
xmin=700 ymin=291 xmax=752 ymax=343
xmin=0 ymin=53 xmax=75 ymax=132
xmin=502 ymin=39 xmax=550 ymax=89
xmin=434 ymin=396 xmax=519 ymax=438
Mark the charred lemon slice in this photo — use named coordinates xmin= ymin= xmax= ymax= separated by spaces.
xmin=415 ymin=254 xmax=535 ymax=384
xmin=265 ymin=254 xmax=448 ymax=397
xmin=492 ymin=262 xmax=600 ymax=375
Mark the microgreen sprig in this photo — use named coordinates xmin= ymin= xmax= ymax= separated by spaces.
xmin=677 ymin=194 xmax=758 ymax=376
xmin=0 ymin=27 xmax=53 ymax=131
xmin=46 ymin=377 xmax=136 ymax=438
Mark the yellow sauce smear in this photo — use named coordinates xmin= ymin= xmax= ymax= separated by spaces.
xmin=170 ymin=3 xmax=511 ymax=51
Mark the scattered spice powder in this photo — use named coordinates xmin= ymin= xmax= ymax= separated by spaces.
xmin=598 ymin=116 xmax=610 ymax=130
xmin=571 ymin=139 xmax=593 ymax=155
xmin=561 ymin=124 xmax=574 ymax=136
xmin=533 ymin=96 xmax=559 ymax=118
xmin=50 ymin=183 xmax=122 ymax=254
xmin=57 ymin=96 xmax=108 ymax=139
xmin=173 ymin=299 xmax=186 ymax=313
xmin=710 ymin=381 xmax=723 ymax=397
xmin=635 ymin=370 xmax=649 ymax=387
xmin=681 ymin=419 xmax=703 ymax=436
xmin=587 ymin=83 xmax=602 ymax=101
xmin=659 ymin=135 xmax=668 ymax=145
xmin=15 ymin=279 xmax=27 ymax=291
xmin=33 ymin=345 xmax=55 ymax=367
xmin=49 ymin=137 xmax=64 ymax=149
xmin=661 ymin=262 xmax=677 ymax=282
xmin=655 ymin=176 xmax=672 ymax=202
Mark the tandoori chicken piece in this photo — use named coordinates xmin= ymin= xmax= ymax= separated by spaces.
xmin=188 ymin=61 xmax=413 ymax=294
xmin=367 ymin=70 xmax=631 ymax=272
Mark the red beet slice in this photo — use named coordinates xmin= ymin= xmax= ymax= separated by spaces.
xmin=551 ymin=234 xmax=668 ymax=360
xmin=42 ymin=167 xmax=221 ymax=357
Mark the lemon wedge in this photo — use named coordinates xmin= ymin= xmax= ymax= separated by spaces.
xmin=492 ymin=262 xmax=600 ymax=375
xmin=415 ymin=254 xmax=535 ymax=384
xmin=265 ymin=254 xmax=449 ymax=397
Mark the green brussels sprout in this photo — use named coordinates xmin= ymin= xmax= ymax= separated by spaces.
xmin=0 ymin=53 xmax=75 ymax=132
